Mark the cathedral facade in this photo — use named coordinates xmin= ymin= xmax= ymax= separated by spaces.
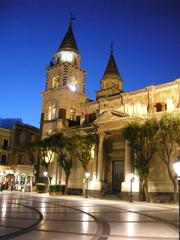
xmin=40 ymin=23 xmax=180 ymax=199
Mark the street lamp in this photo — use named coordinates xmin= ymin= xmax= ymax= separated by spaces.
xmin=43 ymin=171 xmax=50 ymax=191
xmin=173 ymin=156 xmax=180 ymax=240
xmin=85 ymin=172 xmax=90 ymax=198
xmin=129 ymin=173 xmax=134 ymax=203
xmin=43 ymin=171 xmax=48 ymax=177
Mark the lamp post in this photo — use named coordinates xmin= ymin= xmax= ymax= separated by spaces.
xmin=43 ymin=171 xmax=50 ymax=191
xmin=85 ymin=172 xmax=90 ymax=198
xmin=129 ymin=173 xmax=134 ymax=203
xmin=173 ymin=156 xmax=180 ymax=240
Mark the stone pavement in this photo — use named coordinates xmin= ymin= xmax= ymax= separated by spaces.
xmin=0 ymin=191 xmax=178 ymax=239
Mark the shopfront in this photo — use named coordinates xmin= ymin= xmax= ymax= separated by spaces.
xmin=0 ymin=165 xmax=34 ymax=191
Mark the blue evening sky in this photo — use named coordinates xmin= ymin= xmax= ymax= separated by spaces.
xmin=0 ymin=0 xmax=179 ymax=128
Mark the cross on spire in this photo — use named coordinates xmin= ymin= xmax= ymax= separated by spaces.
xmin=110 ymin=41 xmax=113 ymax=54
xmin=69 ymin=12 xmax=76 ymax=26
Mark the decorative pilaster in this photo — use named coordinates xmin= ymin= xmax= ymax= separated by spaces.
xmin=97 ymin=132 xmax=105 ymax=182
xmin=146 ymin=86 xmax=155 ymax=113
xmin=176 ymin=79 xmax=180 ymax=108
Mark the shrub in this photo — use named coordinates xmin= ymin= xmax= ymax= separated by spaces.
xmin=61 ymin=185 xmax=65 ymax=194
xmin=36 ymin=183 xmax=46 ymax=193
xmin=49 ymin=184 xmax=61 ymax=193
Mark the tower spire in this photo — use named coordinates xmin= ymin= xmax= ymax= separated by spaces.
xmin=58 ymin=16 xmax=78 ymax=52
xmin=103 ymin=45 xmax=120 ymax=77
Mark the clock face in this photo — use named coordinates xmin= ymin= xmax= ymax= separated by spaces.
xmin=60 ymin=51 xmax=73 ymax=62
xmin=68 ymin=76 xmax=77 ymax=92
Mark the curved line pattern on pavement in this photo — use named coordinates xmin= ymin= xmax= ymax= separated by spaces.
xmin=42 ymin=200 xmax=111 ymax=240
xmin=0 ymin=202 xmax=43 ymax=240
xmin=106 ymin=204 xmax=179 ymax=232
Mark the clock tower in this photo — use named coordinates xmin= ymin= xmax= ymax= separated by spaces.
xmin=41 ymin=23 xmax=87 ymax=138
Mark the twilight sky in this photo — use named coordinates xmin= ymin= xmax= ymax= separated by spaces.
xmin=0 ymin=0 xmax=179 ymax=128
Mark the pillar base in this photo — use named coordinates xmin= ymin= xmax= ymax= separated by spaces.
xmin=121 ymin=180 xmax=139 ymax=192
xmin=89 ymin=180 xmax=107 ymax=191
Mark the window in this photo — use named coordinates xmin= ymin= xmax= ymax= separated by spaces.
xmin=89 ymin=113 xmax=96 ymax=123
xmin=2 ymin=139 xmax=8 ymax=150
xmin=84 ymin=113 xmax=96 ymax=125
xmin=41 ymin=113 xmax=44 ymax=122
xmin=1 ymin=155 xmax=7 ymax=165
xmin=19 ymin=132 xmax=26 ymax=144
xmin=58 ymin=108 xmax=66 ymax=120
xmin=166 ymin=97 xmax=174 ymax=111
xmin=76 ymin=116 xmax=80 ymax=125
xmin=70 ymin=108 xmax=75 ymax=120
xmin=48 ymin=105 xmax=56 ymax=120
xmin=18 ymin=154 xmax=23 ymax=165
xmin=155 ymin=103 xmax=163 ymax=112
xmin=52 ymin=76 xmax=59 ymax=88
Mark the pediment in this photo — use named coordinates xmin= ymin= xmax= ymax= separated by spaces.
xmin=95 ymin=110 xmax=129 ymax=124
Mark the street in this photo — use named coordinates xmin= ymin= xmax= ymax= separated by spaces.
xmin=0 ymin=192 xmax=178 ymax=239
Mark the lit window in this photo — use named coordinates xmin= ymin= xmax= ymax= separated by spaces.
xmin=166 ymin=97 xmax=174 ymax=111
xmin=52 ymin=76 xmax=59 ymax=88
xmin=48 ymin=105 xmax=56 ymax=120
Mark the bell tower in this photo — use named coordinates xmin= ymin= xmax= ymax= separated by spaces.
xmin=41 ymin=22 xmax=87 ymax=138
xmin=96 ymin=45 xmax=123 ymax=99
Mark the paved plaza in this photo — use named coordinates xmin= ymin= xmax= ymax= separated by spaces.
xmin=0 ymin=191 xmax=179 ymax=239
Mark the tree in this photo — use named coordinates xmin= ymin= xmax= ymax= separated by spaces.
xmin=23 ymin=142 xmax=41 ymax=183
xmin=38 ymin=138 xmax=54 ymax=187
xmin=72 ymin=134 xmax=98 ymax=172
xmin=123 ymin=119 xmax=158 ymax=201
xmin=47 ymin=133 xmax=74 ymax=190
xmin=157 ymin=114 xmax=180 ymax=202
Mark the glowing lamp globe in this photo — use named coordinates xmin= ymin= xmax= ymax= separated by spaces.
xmin=85 ymin=172 xmax=90 ymax=179
xmin=173 ymin=156 xmax=180 ymax=178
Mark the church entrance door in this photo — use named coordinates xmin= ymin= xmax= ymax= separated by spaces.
xmin=112 ymin=160 xmax=124 ymax=192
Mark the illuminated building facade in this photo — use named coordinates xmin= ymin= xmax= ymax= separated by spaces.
xmin=41 ymin=23 xmax=180 ymax=199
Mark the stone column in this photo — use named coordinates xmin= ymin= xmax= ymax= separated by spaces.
xmin=125 ymin=140 xmax=133 ymax=177
xmin=97 ymin=132 xmax=105 ymax=182
xmin=122 ymin=140 xmax=133 ymax=192
xmin=92 ymin=144 xmax=98 ymax=180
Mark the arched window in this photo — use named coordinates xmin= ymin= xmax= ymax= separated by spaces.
xmin=48 ymin=105 xmax=56 ymax=120
xmin=52 ymin=76 xmax=59 ymax=88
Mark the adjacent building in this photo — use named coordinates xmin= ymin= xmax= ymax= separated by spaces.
xmin=0 ymin=121 xmax=39 ymax=191
xmin=40 ymin=22 xmax=180 ymax=199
